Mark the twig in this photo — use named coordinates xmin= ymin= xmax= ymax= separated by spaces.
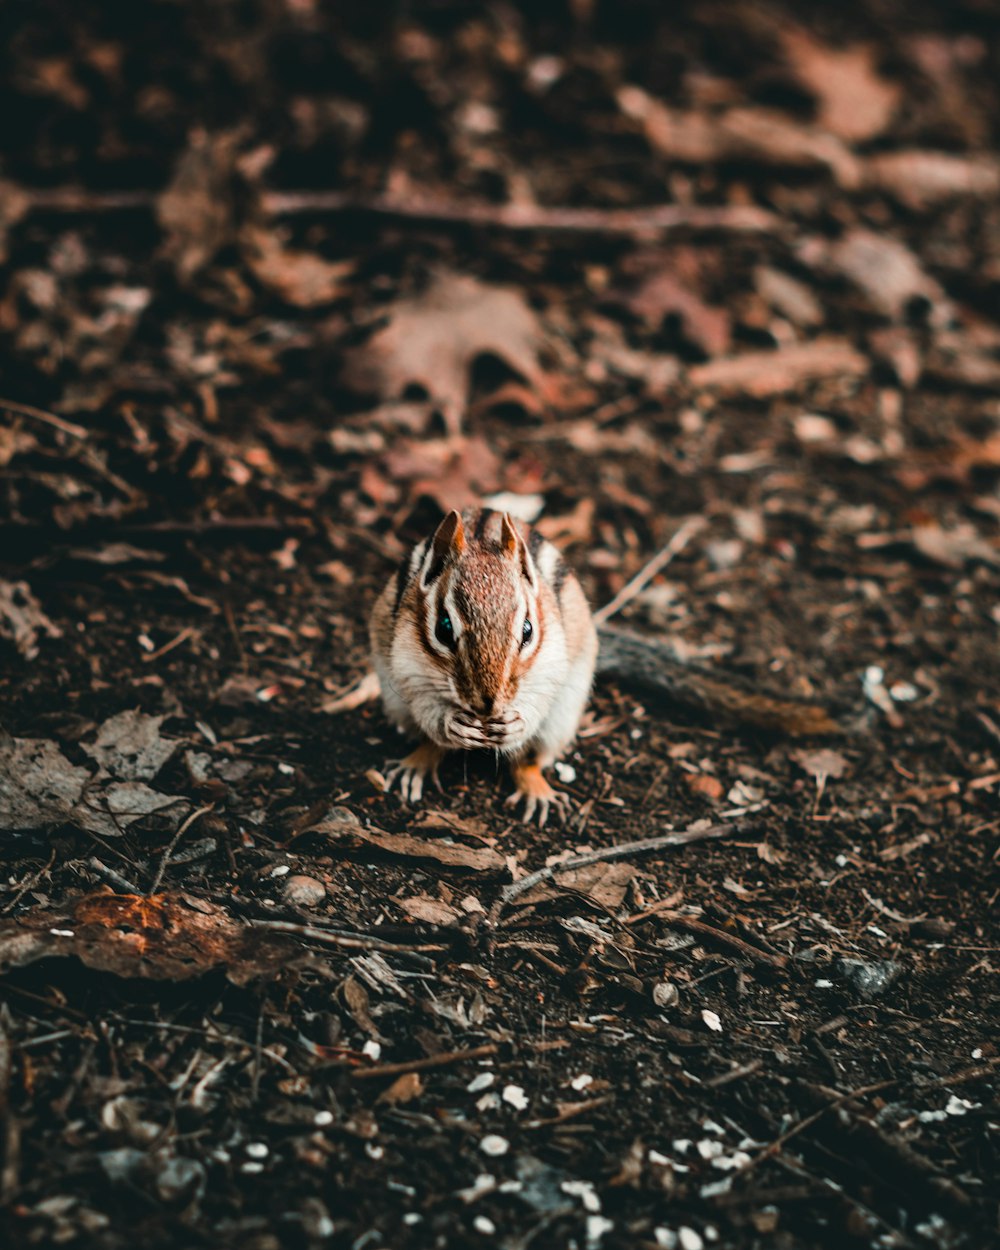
xmin=15 ymin=183 xmax=781 ymax=237
xmin=349 ymin=1042 xmax=497 ymax=1080
xmin=263 ymin=192 xmax=781 ymax=237
xmin=705 ymin=1058 xmax=765 ymax=1088
xmin=640 ymin=912 xmax=789 ymax=970
xmin=491 ymin=818 xmax=758 ymax=924
xmin=251 ymin=1002 xmax=264 ymax=1105
xmin=148 ymin=804 xmax=214 ymax=895
xmin=526 ymin=1095 xmax=611 ymax=1129
xmin=0 ymin=397 xmax=89 ymax=441
xmin=247 ymin=918 xmax=445 ymax=954
xmin=141 ymin=626 xmax=197 ymax=664
xmin=593 ymin=516 xmax=708 ymax=626
xmin=744 ymin=1078 xmax=899 ymax=1173
xmin=88 ymin=857 xmax=142 ymax=895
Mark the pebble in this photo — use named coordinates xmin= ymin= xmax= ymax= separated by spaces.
xmin=479 ymin=1135 xmax=510 ymax=1157
xmin=282 ymin=874 xmax=327 ymax=908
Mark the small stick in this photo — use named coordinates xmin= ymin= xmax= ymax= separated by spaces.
xmin=88 ymin=858 xmax=142 ymax=895
xmin=14 ymin=184 xmax=781 ymax=237
xmin=350 ymin=1042 xmax=497 ymax=1080
xmin=141 ymin=626 xmax=197 ymax=664
xmin=247 ymin=918 xmax=445 ymax=954
xmin=705 ymin=1058 xmax=765 ymax=1088
xmin=640 ymin=912 xmax=789 ymax=970
xmin=492 ymin=817 xmax=757 ymax=923
xmin=148 ymin=804 xmax=214 ymax=895
xmin=593 ymin=516 xmax=708 ymax=626
xmin=0 ymin=397 xmax=89 ymax=441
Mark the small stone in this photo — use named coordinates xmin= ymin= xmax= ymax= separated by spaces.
xmin=652 ymin=980 xmax=679 ymax=1009
xmin=282 ymin=875 xmax=327 ymax=908
xmin=480 ymin=1135 xmax=509 ymax=1157
xmin=836 ymin=956 xmax=903 ymax=1000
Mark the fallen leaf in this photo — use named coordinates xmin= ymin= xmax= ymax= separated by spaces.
xmin=156 ymin=128 xmax=242 ymax=281
xmin=753 ymin=266 xmax=823 ymax=328
xmin=241 ymin=224 xmax=354 ymax=307
xmin=311 ymin=807 xmax=505 ymax=872
xmin=618 ymin=87 xmax=860 ymax=187
xmin=605 ymin=256 xmax=730 ymax=356
xmin=800 ymin=230 xmax=949 ymax=323
xmin=0 ymin=579 xmax=62 ymax=659
xmin=0 ymin=891 xmax=304 ymax=984
xmin=864 ymin=151 xmax=1000 ymax=210
xmin=381 ymin=435 xmax=502 ymax=513
xmin=515 ymin=861 xmax=639 ymax=910
xmin=82 ymin=711 xmax=180 ymax=781
xmin=791 ymin=748 xmax=849 ymax=782
xmin=340 ymin=271 xmax=549 ymax=434
xmin=399 ymin=896 xmax=462 ymax=926
xmin=376 ymin=1072 xmax=424 ymax=1106
xmin=0 ymin=735 xmax=91 ymax=831
xmin=688 ymin=339 xmax=867 ymax=396
xmin=911 ymin=523 xmax=1000 ymax=569
xmin=781 ymin=30 xmax=900 ymax=141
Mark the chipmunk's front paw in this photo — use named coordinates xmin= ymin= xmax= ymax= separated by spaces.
xmin=506 ymin=758 xmax=570 ymax=828
xmin=385 ymin=741 xmax=448 ymax=805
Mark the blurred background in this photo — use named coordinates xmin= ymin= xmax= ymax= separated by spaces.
xmin=1 ymin=4 xmax=999 ymax=1247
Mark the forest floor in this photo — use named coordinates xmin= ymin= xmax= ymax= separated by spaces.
xmin=0 ymin=1 xmax=998 ymax=1247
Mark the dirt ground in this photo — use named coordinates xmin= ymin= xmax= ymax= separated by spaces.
xmin=1 ymin=1 xmax=998 ymax=1247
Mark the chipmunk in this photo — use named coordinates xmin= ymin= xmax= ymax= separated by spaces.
xmin=369 ymin=507 xmax=839 ymax=826
xmin=370 ymin=507 xmax=599 ymax=825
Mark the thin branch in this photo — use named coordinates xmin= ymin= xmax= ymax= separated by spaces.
xmin=0 ymin=398 xmax=89 ymax=441
xmin=491 ymin=817 xmax=759 ymax=924
xmin=148 ymin=804 xmax=214 ymax=895
xmin=593 ymin=515 xmax=708 ymax=626
xmin=349 ymin=1042 xmax=498 ymax=1080
xmin=247 ymin=918 xmax=445 ymax=954
xmin=14 ymin=183 xmax=781 ymax=238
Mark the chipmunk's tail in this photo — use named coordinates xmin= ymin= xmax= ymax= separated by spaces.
xmin=596 ymin=627 xmax=841 ymax=737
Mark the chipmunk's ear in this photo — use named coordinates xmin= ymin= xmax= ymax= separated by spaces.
xmin=421 ymin=509 xmax=465 ymax=587
xmin=500 ymin=513 xmax=537 ymax=590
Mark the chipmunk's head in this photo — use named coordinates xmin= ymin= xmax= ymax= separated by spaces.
xmin=395 ymin=509 xmax=566 ymax=754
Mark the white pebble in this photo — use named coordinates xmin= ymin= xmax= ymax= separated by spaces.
xmin=586 ymin=1215 xmax=614 ymax=1244
xmin=502 ymin=1084 xmax=528 ymax=1111
xmin=701 ymin=1010 xmax=723 ymax=1033
xmin=480 ymin=1135 xmax=509 ymax=1157
xmin=467 ymin=1073 xmax=495 ymax=1094
xmin=313 ymin=1110 xmax=334 ymax=1127
xmin=245 ymin=1141 xmax=268 ymax=1159
xmin=362 ymin=1040 xmax=381 ymax=1061
xmin=679 ymin=1228 xmax=704 ymax=1250
xmin=571 ymin=1073 xmax=593 ymax=1091
xmin=473 ymin=1216 xmax=496 ymax=1235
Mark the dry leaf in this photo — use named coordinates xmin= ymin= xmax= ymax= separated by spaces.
xmin=688 ymin=339 xmax=867 ymax=396
xmin=515 ymin=861 xmax=639 ymax=910
xmin=800 ymin=230 xmax=949 ymax=323
xmin=865 ymin=151 xmax=1000 ymax=210
xmin=241 ymin=224 xmax=354 ymax=307
xmin=399 ymin=896 xmax=461 ymax=926
xmin=340 ymin=271 xmax=548 ymax=434
xmin=0 ymin=892 xmax=303 ymax=984
xmin=0 ymin=579 xmax=62 ymax=659
xmin=781 ymin=30 xmax=900 ymax=142
xmin=82 ymin=710 xmax=179 ymax=781
xmin=381 ymin=435 xmax=502 ymax=513
xmin=376 ymin=1072 xmax=424 ymax=1106
xmin=156 ymin=128 xmax=241 ymax=281
xmin=311 ymin=807 xmax=506 ymax=872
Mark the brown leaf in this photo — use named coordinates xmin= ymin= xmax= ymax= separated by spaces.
xmin=607 ymin=263 xmax=730 ymax=357
xmin=516 ymin=861 xmax=639 ymax=910
xmin=0 ymin=892 xmax=303 ymax=984
xmin=864 ymin=151 xmax=1000 ymax=211
xmin=311 ymin=807 xmax=505 ymax=872
xmin=800 ymin=230 xmax=949 ymax=323
xmin=381 ymin=435 xmax=502 ymax=513
xmin=156 ymin=129 xmax=242 ymax=282
xmin=781 ymin=30 xmax=900 ymax=142
xmin=399 ymin=896 xmax=461 ymax=926
xmin=82 ymin=711 xmax=179 ymax=782
xmin=0 ymin=579 xmax=62 ymax=659
xmin=240 ymin=224 xmax=354 ymax=307
xmin=618 ymin=87 xmax=860 ymax=187
xmin=688 ymin=339 xmax=868 ymax=396
xmin=340 ymin=271 xmax=549 ymax=434
xmin=376 ymin=1072 xmax=424 ymax=1106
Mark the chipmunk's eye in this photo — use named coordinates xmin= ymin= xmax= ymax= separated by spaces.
xmin=521 ymin=617 xmax=533 ymax=647
xmin=435 ymin=611 xmax=456 ymax=650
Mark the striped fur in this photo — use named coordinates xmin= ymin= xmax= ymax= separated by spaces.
xmin=370 ymin=507 xmax=598 ymax=822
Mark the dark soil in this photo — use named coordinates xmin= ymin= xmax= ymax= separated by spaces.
xmin=0 ymin=2 xmax=998 ymax=1248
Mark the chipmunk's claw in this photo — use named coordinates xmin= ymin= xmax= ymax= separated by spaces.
xmin=384 ymin=742 xmax=447 ymax=805
xmin=507 ymin=759 xmax=570 ymax=827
